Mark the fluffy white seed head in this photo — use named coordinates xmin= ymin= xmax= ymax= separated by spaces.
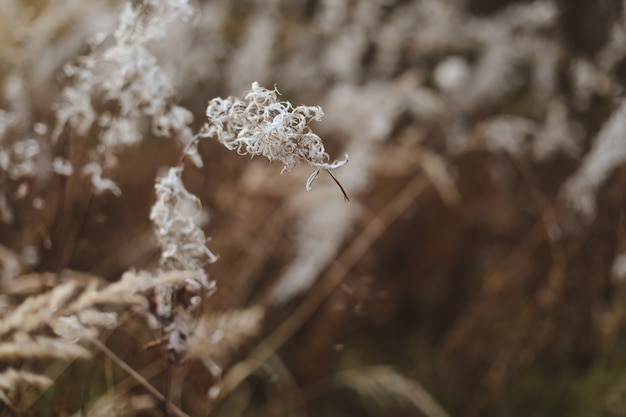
xmin=201 ymin=82 xmax=348 ymax=190
xmin=150 ymin=167 xmax=216 ymax=287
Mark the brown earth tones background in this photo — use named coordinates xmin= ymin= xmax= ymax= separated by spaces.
xmin=2 ymin=0 xmax=626 ymax=416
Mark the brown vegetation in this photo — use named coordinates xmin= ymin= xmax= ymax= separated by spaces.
xmin=1 ymin=1 xmax=626 ymax=416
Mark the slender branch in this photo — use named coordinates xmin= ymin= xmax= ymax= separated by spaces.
xmin=90 ymin=339 xmax=191 ymax=417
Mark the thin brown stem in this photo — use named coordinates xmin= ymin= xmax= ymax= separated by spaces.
xmin=90 ymin=339 xmax=190 ymax=417
xmin=327 ymin=169 xmax=350 ymax=203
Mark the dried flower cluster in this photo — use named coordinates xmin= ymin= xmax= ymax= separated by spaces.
xmin=200 ymin=82 xmax=348 ymax=190
xmin=151 ymin=167 xmax=217 ymax=279
xmin=149 ymin=166 xmax=216 ymax=320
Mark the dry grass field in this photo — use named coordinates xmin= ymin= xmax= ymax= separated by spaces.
xmin=1 ymin=1 xmax=626 ymax=416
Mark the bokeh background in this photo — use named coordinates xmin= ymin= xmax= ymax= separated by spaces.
xmin=2 ymin=0 xmax=626 ymax=416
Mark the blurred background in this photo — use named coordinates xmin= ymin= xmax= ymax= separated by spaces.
xmin=2 ymin=0 xmax=626 ymax=416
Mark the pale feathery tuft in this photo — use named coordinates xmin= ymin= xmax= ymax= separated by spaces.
xmin=200 ymin=82 xmax=348 ymax=192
